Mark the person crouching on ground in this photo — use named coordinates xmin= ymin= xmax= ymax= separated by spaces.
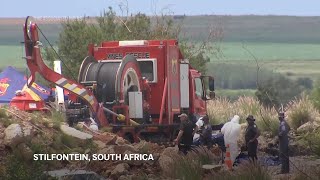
xmin=174 ymin=113 xmax=197 ymax=155
xmin=200 ymin=115 xmax=213 ymax=147
xmin=245 ymin=115 xmax=260 ymax=162
xmin=221 ymin=115 xmax=241 ymax=165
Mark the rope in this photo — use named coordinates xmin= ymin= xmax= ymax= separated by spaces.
xmin=35 ymin=24 xmax=77 ymax=80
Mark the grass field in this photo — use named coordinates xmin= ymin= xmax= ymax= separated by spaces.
xmin=1 ymin=15 xmax=320 ymax=100
xmin=215 ymin=89 xmax=256 ymax=101
xmin=207 ymin=42 xmax=320 ymax=81
xmin=2 ymin=42 xmax=320 ymax=79
xmin=213 ymin=42 xmax=320 ymax=61
xmin=0 ymin=45 xmax=26 ymax=70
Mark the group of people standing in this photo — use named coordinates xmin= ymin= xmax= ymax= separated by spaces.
xmin=174 ymin=112 xmax=291 ymax=174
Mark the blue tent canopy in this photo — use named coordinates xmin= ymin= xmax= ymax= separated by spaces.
xmin=0 ymin=66 xmax=51 ymax=104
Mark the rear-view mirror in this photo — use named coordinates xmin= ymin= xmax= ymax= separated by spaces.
xmin=208 ymin=77 xmax=214 ymax=91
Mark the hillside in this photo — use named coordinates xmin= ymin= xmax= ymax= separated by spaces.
xmin=181 ymin=15 xmax=320 ymax=43
xmin=1 ymin=15 xmax=320 ymax=89
xmin=2 ymin=15 xmax=320 ymax=45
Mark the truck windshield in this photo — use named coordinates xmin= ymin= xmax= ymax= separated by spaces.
xmin=194 ymin=78 xmax=203 ymax=98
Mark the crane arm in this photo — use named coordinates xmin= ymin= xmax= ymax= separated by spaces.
xmin=23 ymin=16 xmax=108 ymax=126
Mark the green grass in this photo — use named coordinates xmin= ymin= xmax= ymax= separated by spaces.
xmin=0 ymin=45 xmax=57 ymax=72
xmin=0 ymin=45 xmax=26 ymax=70
xmin=211 ymin=42 xmax=320 ymax=61
xmin=216 ymin=89 xmax=256 ymax=101
xmin=209 ymin=60 xmax=320 ymax=82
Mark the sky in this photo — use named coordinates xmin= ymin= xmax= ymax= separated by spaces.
xmin=1 ymin=0 xmax=320 ymax=17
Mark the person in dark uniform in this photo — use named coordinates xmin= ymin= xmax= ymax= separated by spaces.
xmin=278 ymin=112 xmax=290 ymax=174
xmin=174 ymin=113 xmax=197 ymax=155
xmin=245 ymin=115 xmax=260 ymax=162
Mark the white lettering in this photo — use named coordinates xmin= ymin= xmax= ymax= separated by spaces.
xmin=123 ymin=154 xmax=129 ymax=160
xmin=92 ymin=154 xmax=97 ymax=161
xmin=32 ymin=153 xmax=153 ymax=161
xmin=33 ymin=154 xmax=38 ymax=161
xmin=148 ymin=154 xmax=154 ymax=160
xmin=115 ymin=154 xmax=121 ymax=161
xmin=134 ymin=154 xmax=139 ymax=160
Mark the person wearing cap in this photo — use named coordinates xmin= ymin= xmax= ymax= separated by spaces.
xmin=278 ymin=112 xmax=290 ymax=174
xmin=245 ymin=115 xmax=260 ymax=162
xmin=221 ymin=115 xmax=241 ymax=165
xmin=174 ymin=113 xmax=197 ymax=154
xmin=200 ymin=115 xmax=213 ymax=147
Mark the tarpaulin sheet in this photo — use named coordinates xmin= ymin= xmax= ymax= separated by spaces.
xmin=0 ymin=66 xmax=50 ymax=103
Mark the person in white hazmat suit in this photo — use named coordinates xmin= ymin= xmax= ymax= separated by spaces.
xmin=221 ymin=115 xmax=241 ymax=165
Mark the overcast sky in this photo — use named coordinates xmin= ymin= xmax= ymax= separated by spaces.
xmin=1 ymin=0 xmax=320 ymax=17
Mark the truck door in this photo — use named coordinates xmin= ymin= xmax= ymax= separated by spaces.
xmin=191 ymin=75 xmax=207 ymax=117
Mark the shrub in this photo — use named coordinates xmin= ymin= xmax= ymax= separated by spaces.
xmin=0 ymin=151 xmax=46 ymax=180
xmin=287 ymin=94 xmax=319 ymax=130
xmin=209 ymin=162 xmax=272 ymax=180
xmin=0 ymin=108 xmax=7 ymax=118
xmin=208 ymin=96 xmax=273 ymax=124
xmin=167 ymin=153 xmax=203 ymax=180
xmin=310 ymin=79 xmax=320 ymax=111
xmin=60 ymin=134 xmax=78 ymax=148
xmin=189 ymin=146 xmax=220 ymax=165
xmin=255 ymin=74 xmax=307 ymax=109
xmin=289 ymin=108 xmax=311 ymax=130
xmin=233 ymin=162 xmax=272 ymax=180
xmin=207 ymin=63 xmax=273 ymax=89
xmin=165 ymin=147 xmax=219 ymax=180
xmin=207 ymin=94 xmax=320 ymax=137
xmin=48 ymin=110 xmax=66 ymax=130
xmin=50 ymin=110 xmax=66 ymax=123
xmin=234 ymin=96 xmax=260 ymax=123
xmin=255 ymin=107 xmax=279 ymax=137
xmin=0 ymin=107 xmax=15 ymax=127
xmin=1 ymin=118 xmax=14 ymax=128
xmin=207 ymin=97 xmax=234 ymax=125
xmin=298 ymin=131 xmax=320 ymax=157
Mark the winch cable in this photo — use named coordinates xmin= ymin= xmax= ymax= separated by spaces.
xmin=35 ymin=24 xmax=77 ymax=81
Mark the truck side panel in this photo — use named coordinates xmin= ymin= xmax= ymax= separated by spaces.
xmin=180 ymin=63 xmax=189 ymax=108
xmin=93 ymin=45 xmax=167 ymax=123
xmin=166 ymin=45 xmax=181 ymax=124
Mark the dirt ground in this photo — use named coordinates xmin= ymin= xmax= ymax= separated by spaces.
xmin=267 ymin=156 xmax=320 ymax=180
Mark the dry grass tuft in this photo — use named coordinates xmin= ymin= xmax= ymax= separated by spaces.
xmin=287 ymin=94 xmax=319 ymax=130
xmin=208 ymin=162 xmax=272 ymax=180
xmin=207 ymin=96 xmax=279 ymax=136
xmin=165 ymin=146 xmax=220 ymax=180
xmin=208 ymin=94 xmax=320 ymax=137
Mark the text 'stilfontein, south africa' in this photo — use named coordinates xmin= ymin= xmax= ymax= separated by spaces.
xmin=33 ymin=153 xmax=154 ymax=161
